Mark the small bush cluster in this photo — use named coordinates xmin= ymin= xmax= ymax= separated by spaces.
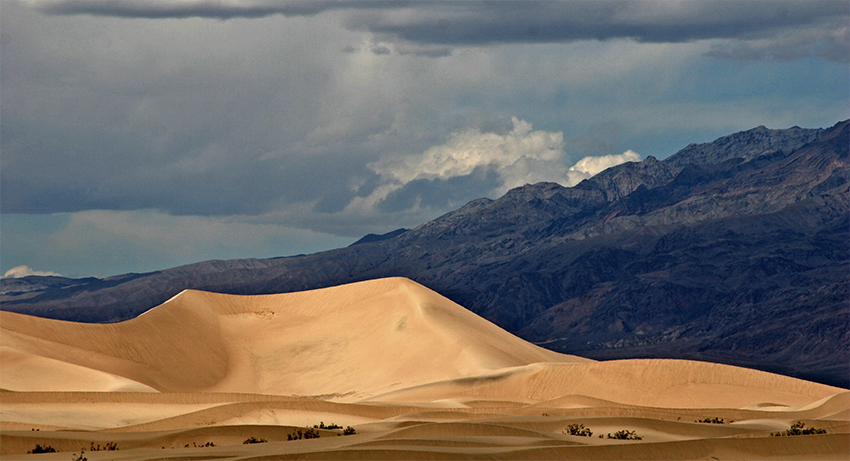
xmin=243 ymin=436 xmax=268 ymax=444
xmin=564 ymin=423 xmax=593 ymax=437
xmin=313 ymin=421 xmax=343 ymax=430
xmin=28 ymin=444 xmax=56 ymax=454
xmin=607 ymin=429 xmax=642 ymax=440
xmin=696 ymin=417 xmax=725 ymax=424
xmin=287 ymin=424 xmax=356 ymax=440
xmin=184 ymin=441 xmax=215 ymax=447
xmin=288 ymin=428 xmax=321 ymax=440
xmin=89 ymin=441 xmax=118 ymax=451
xmin=771 ymin=421 xmax=827 ymax=437
xmin=72 ymin=452 xmax=88 ymax=461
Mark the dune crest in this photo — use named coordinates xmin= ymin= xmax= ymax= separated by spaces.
xmin=369 ymin=359 xmax=841 ymax=409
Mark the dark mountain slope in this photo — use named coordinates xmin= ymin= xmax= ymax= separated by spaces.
xmin=664 ymin=124 xmax=824 ymax=167
xmin=349 ymin=228 xmax=408 ymax=246
xmin=3 ymin=121 xmax=847 ymax=386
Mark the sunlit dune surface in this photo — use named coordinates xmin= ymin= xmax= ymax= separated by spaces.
xmin=2 ymin=277 xmax=847 ymax=460
xmin=1 ymin=278 xmax=585 ymax=398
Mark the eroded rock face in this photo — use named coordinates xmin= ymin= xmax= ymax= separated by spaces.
xmin=3 ymin=121 xmax=848 ymax=387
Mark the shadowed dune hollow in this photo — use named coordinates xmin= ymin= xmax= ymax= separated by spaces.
xmin=1 ymin=277 xmax=847 ymax=460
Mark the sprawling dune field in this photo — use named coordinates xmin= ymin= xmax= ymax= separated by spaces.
xmin=2 ymin=277 xmax=847 ymax=460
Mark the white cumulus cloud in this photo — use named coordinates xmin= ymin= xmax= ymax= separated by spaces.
xmin=3 ymin=265 xmax=63 ymax=278
xmin=368 ymin=117 xmax=643 ymax=202
xmin=319 ymin=118 xmax=648 ymax=235
xmin=370 ymin=117 xmax=569 ymax=195
xmin=569 ymin=149 xmax=642 ymax=179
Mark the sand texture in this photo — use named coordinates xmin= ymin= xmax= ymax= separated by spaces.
xmin=1 ymin=277 xmax=847 ymax=460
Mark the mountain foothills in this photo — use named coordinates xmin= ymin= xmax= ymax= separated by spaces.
xmin=3 ymin=120 xmax=848 ymax=387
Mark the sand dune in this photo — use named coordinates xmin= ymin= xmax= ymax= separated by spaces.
xmin=1 ymin=277 xmax=847 ymax=460
xmin=0 ymin=347 xmax=157 ymax=393
xmin=1 ymin=277 xmax=585 ymax=398
xmin=368 ymin=359 xmax=841 ymax=408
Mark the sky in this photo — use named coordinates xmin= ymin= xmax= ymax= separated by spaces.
xmin=2 ymin=0 xmax=848 ymax=278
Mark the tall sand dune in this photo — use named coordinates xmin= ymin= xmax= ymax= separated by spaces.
xmin=1 ymin=277 xmax=585 ymax=398
xmin=1 ymin=277 xmax=847 ymax=460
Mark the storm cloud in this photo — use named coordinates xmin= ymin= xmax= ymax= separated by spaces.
xmin=30 ymin=0 xmax=849 ymax=61
xmin=29 ymin=0 xmax=404 ymax=19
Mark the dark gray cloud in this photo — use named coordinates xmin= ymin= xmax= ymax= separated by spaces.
xmin=33 ymin=0 xmax=848 ymax=54
xmin=370 ymin=44 xmax=392 ymax=55
xmin=32 ymin=0 xmax=404 ymax=19
xmin=0 ymin=119 xmax=378 ymax=216
xmin=704 ymin=28 xmax=850 ymax=63
xmin=394 ymin=45 xmax=452 ymax=58
xmin=1 ymin=1 xmax=377 ymax=218
xmin=357 ymin=1 xmax=847 ymax=46
xmin=377 ymin=167 xmax=501 ymax=213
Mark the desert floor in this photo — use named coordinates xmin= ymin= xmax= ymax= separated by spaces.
xmin=2 ymin=278 xmax=847 ymax=460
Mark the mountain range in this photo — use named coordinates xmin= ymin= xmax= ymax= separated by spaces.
xmin=3 ymin=120 xmax=848 ymax=387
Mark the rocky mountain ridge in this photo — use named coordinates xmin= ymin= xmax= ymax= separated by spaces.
xmin=3 ymin=120 xmax=847 ymax=387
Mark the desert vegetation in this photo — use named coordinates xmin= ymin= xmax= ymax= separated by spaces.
xmin=607 ymin=430 xmax=643 ymax=440
xmin=286 ymin=423 xmax=356 ymax=440
xmin=288 ymin=428 xmax=320 ymax=440
xmin=313 ymin=421 xmax=343 ymax=430
xmin=243 ymin=436 xmax=268 ymax=444
xmin=564 ymin=423 xmax=593 ymax=437
xmin=695 ymin=417 xmax=725 ymax=424
xmin=27 ymin=444 xmax=56 ymax=454
xmin=771 ymin=421 xmax=827 ymax=437
xmin=88 ymin=441 xmax=118 ymax=451
xmin=184 ymin=441 xmax=215 ymax=447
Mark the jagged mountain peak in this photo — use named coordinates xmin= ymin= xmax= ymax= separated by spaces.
xmin=502 ymin=181 xmax=568 ymax=199
xmin=349 ymin=228 xmax=408 ymax=247
xmin=576 ymin=155 xmax=676 ymax=201
xmin=665 ymin=123 xmax=824 ymax=168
